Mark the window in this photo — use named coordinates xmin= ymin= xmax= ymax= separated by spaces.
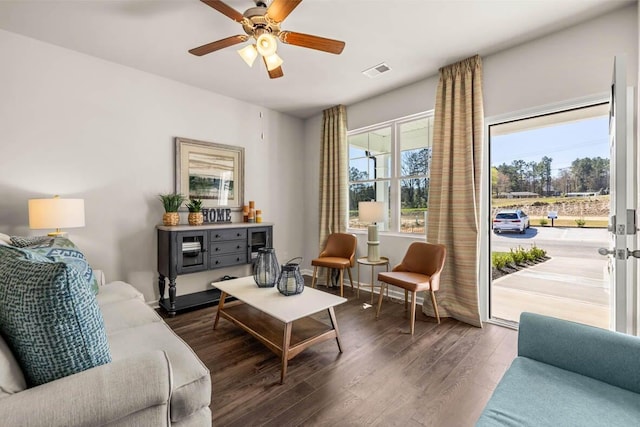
xmin=348 ymin=113 xmax=433 ymax=234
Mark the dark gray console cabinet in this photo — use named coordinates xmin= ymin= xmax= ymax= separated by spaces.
xmin=157 ymin=223 xmax=273 ymax=316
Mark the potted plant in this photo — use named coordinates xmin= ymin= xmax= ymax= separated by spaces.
xmin=186 ymin=199 xmax=203 ymax=226
xmin=159 ymin=193 xmax=185 ymax=226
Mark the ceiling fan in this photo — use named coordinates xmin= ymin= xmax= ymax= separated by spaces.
xmin=189 ymin=0 xmax=346 ymax=79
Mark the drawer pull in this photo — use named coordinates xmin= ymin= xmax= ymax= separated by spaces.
xmin=215 ymin=260 xmax=220 ymax=265
xmin=215 ymin=234 xmax=221 ymax=238
xmin=215 ymin=247 xmax=220 ymax=251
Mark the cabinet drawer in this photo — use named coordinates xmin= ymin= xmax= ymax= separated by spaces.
xmin=210 ymin=241 xmax=246 ymax=255
xmin=210 ymin=253 xmax=247 ymax=268
xmin=210 ymin=228 xmax=247 ymax=241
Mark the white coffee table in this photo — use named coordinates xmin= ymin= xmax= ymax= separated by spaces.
xmin=212 ymin=276 xmax=347 ymax=383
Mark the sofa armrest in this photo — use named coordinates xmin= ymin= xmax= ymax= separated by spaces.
xmin=518 ymin=312 xmax=640 ymax=394
xmin=0 ymin=351 xmax=172 ymax=427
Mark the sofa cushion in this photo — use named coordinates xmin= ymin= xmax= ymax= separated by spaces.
xmin=0 ymin=246 xmax=111 ymax=386
xmin=476 ymin=356 xmax=640 ymax=427
xmin=518 ymin=311 xmax=640 ymax=394
xmin=21 ymin=237 xmax=99 ymax=295
xmin=101 ymin=298 xmax=162 ymax=334
xmin=96 ymin=281 xmax=145 ymax=306
xmin=0 ymin=334 xmax=26 ymax=398
xmin=108 ymin=322 xmax=211 ymax=422
xmin=0 ymin=233 xmax=11 ymax=245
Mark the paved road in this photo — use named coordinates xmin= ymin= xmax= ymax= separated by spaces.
xmin=491 ymin=226 xmax=611 ymax=328
xmin=491 ymin=226 xmax=609 ymax=260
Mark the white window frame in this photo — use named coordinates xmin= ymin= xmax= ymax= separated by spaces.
xmin=347 ymin=110 xmax=433 ymax=235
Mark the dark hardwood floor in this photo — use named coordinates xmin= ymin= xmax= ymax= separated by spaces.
xmin=164 ymin=280 xmax=517 ymax=427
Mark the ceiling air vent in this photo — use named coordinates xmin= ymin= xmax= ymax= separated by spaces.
xmin=362 ymin=62 xmax=392 ymax=78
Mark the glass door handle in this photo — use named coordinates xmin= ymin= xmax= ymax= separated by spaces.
xmin=598 ymin=248 xmax=614 ymax=256
xmin=599 ymin=247 xmax=640 ymax=259
xmin=628 ymin=249 xmax=640 ymax=259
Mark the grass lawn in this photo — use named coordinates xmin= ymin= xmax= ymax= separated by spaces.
xmin=529 ymin=218 xmax=608 ymax=228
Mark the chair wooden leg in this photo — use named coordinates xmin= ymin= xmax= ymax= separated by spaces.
xmin=376 ymin=283 xmax=385 ymax=318
xmin=404 ymin=289 xmax=408 ymax=311
xmin=430 ymin=291 xmax=441 ymax=324
xmin=347 ymin=267 xmax=354 ymax=292
xmin=311 ymin=266 xmax=318 ymax=289
xmin=410 ymin=290 xmax=417 ymax=335
xmin=339 ymin=269 xmax=344 ymax=298
xmin=326 ymin=268 xmax=330 ymax=288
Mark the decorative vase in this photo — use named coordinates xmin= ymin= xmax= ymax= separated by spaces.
xmin=188 ymin=212 xmax=203 ymax=226
xmin=162 ymin=212 xmax=180 ymax=226
xmin=253 ymin=248 xmax=279 ymax=288
xmin=277 ymin=257 xmax=304 ymax=296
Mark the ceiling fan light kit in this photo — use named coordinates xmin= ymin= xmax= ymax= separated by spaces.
xmin=190 ymin=0 xmax=346 ymax=79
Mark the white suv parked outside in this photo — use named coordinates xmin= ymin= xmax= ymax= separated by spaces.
xmin=493 ymin=209 xmax=530 ymax=234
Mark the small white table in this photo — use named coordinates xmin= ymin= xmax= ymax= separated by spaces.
xmin=212 ymin=276 xmax=347 ymax=384
xmin=357 ymin=257 xmax=390 ymax=304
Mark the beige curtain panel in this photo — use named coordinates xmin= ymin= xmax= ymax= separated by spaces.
xmin=318 ymin=105 xmax=348 ymax=251
xmin=424 ymin=55 xmax=484 ymax=327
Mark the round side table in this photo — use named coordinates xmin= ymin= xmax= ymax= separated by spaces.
xmin=357 ymin=256 xmax=390 ymax=304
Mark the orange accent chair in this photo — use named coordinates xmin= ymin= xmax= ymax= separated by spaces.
xmin=376 ymin=242 xmax=446 ymax=335
xmin=310 ymin=233 xmax=357 ymax=298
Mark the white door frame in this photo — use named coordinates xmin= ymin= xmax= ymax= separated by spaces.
xmin=608 ymin=56 xmax=638 ymax=334
xmin=480 ymin=93 xmax=610 ymax=326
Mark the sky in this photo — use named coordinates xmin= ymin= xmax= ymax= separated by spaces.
xmin=491 ymin=116 xmax=609 ymax=177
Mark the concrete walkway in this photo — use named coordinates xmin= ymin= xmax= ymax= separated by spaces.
xmin=492 ymin=256 xmax=610 ymax=329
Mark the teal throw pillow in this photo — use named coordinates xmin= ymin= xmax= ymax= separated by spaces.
xmin=0 ymin=246 xmax=111 ymax=387
xmin=24 ymin=237 xmax=99 ymax=295
xmin=9 ymin=235 xmax=50 ymax=248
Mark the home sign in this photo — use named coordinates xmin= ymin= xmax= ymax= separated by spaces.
xmin=203 ymin=208 xmax=232 ymax=223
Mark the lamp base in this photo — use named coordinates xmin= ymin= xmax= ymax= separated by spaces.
xmin=367 ymin=224 xmax=380 ymax=262
xmin=47 ymin=230 xmax=67 ymax=237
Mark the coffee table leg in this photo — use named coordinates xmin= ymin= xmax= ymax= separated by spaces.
xmin=327 ymin=306 xmax=343 ymax=353
xmin=281 ymin=322 xmax=293 ymax=384
xmin=213 ymin=291 xmax=227 ymax=330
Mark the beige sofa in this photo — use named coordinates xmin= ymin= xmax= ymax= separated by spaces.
xmin=0 ymin=272 xmax=212 ymax=426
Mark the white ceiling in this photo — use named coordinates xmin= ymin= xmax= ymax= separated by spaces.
xmin=0 ymin=0 xmax=633 ymax=118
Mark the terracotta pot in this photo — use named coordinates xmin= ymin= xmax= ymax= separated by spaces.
xmin=188 ymin=212 xmax=204 ymax=226
xmin=163 ymin=212 xmax=180 ymax=226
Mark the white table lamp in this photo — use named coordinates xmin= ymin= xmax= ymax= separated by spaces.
xmin=359 ymin=201 xmax=385 ymax=262
xmin=28 ymin=196 xmax=85 ymax=237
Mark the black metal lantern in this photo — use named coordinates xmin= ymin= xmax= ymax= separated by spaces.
xmin=254 ymin=248 xmax=279 ymax=288
xmin=277 ymin=257 xmax=304 ymax=296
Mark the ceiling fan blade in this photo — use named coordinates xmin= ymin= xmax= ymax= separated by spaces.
xmin=200 ymin=0 xmax=245 ymax=23
xmin=189 ymin=35 xmax=248 ymax=56
xmin=263 ymin=57 xmax=284 ymax=79
xmin=266 ymin=0 xmax=302 ymax=23
xmin=279 ymin=31 xmax=345 ymax=54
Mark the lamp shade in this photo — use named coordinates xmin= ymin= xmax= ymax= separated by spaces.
xmin=264 ymin=53 xmax=283 ymax=71
xmin=28 ymin=198 xmax=85 ymax=231
xmin=359 ymin=201 xmax=385 ymax=224
xmin=237 ymin=44 xmax=258 ymax=67
xmin=256 ymin=33 xmax=277 ymax=57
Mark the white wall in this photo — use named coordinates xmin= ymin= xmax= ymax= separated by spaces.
xmin=0 ymin=29 xmax=305 ymax=302
xmin=302 ymin=4 xmax=638 ymax=286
